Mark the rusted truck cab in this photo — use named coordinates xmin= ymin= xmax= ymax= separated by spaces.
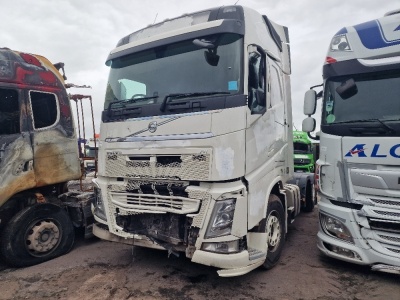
xmin=0 ymin=48 xmax=83 ymax=267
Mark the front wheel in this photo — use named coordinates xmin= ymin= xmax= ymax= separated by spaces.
xmin=261 ymin=194 xmax=285 ymax=270
xmin=302 ymin=180 xmax=315 ymax=213
xmin=0 ymin=203 xmax=75 ymax=267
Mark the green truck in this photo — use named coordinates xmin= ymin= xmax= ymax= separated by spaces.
xmin=293 ymin=131 xmax=315 ymax=173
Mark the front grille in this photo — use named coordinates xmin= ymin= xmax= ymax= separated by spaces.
xmin=370 ymin=197 xmax=400 ymax=208
xmin=294 ymin=158 xmax=311 ymax=165
xmin=387 ymin=247 xmax=400 ymax=254
xmin=372 ymin=210 xmax=400 ymax=218
xmin=126 ymin=180 xmax=188 ymax=198
xmin=368 ymin=219 xmax=400 ymax=234
xmin=105 ymin=152 xmax=211 ymax=181
xmin=378 ymin=234 xmax=400 ymax=244
xmin=111 ymin=191 xmax=200 ymax=214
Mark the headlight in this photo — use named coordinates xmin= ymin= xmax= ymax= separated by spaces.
xmin=320 ymin=212 xmax=353 ymax=243
xmin=205 ymin=198 xmax=236 ymax=238
xmin=330 ymin=34 xmax=351 ymax=51
xmin=93 ymin=187 xmax=107 ymax=221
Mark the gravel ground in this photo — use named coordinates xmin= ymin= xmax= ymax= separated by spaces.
xmin=0 ymin=207 xmax=399 ymax=300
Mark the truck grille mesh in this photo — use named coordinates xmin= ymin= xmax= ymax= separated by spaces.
xmin=370 ymin=198 xmax=400 ymax=207
xmin=110 ymin=191 xmax=200 ymax=214
xmin=372 ymin=210 xmax=400 ymax=218
xmin=378 ymin=234 xmax=400 ymax=244
xmin=105 ymin=152 xmax=210 ymax=180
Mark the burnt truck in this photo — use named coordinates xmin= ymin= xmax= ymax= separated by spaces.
xmin=0 ymin=48 xmax=93 ymax=267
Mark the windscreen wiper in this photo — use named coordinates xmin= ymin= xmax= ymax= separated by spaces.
xmin=334 ymin=118 xmax=395 ymax=133
xmin=160 ymin=92 xmax=230 ymax=112
xmin=108 ymin=95 xmax=159 ymax=110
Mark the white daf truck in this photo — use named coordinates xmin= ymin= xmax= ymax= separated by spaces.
xmin=303 ymin=9 xmax=400 ymax=274
xmin=92 ymin=5 xmax=314 ymax=277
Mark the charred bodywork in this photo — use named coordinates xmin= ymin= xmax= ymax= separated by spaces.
xmin=0 ymin=48 xmax=80 ymax=210
xmin=0 ymin=48 xmax=90 ymax=267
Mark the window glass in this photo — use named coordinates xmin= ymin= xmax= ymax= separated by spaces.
xmin=30 ymin=91 xmax=58 ymax=129
xmin=104 ymin=33 xmax=243 ymax=113
xmin=0 ymin=88 xmax=20 ymax=135
xmin=322 ymin=70 xmax=400 ymax=125
xmin=248 ymin=46 xmax=266 ymax=114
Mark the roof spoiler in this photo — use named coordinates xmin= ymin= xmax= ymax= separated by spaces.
xmin=384 ymin=9 xmax=400 ymax=16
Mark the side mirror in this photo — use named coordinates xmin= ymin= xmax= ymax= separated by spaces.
xmin=302 ymin=117 xmax=316 ymax=132
xmin=304 ymin=90 xmax=317 ymax=115
xmin=204 ymin=50 xmax=219 ymax=66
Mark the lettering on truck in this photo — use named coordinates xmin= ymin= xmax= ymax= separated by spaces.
xmin=302 ymin=9 xmax=400 ymax=275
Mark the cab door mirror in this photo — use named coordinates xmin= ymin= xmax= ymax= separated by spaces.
xmin=302 ymin=117 xmax=316 ymax=132
xmin=304 ymin=90 xmax=317 ymax=115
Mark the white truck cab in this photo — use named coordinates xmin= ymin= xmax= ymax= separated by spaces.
xmin=92 ymin=5 xmax=313 ymax=277
xmin=303 ymin=10 xmax=400 ymax=274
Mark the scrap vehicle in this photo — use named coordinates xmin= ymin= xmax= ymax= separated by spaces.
xmin=92 ymin=5 xmax=314 ymax=277
xmin=302 ymin=9 xmax=400 ymax=274
xmin=0 ymin=48 xmax=94 ymax=267
xmin=293 ymin=130 xmax=315 ymax=173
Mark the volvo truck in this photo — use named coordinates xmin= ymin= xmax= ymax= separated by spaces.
xmin=0 ymin=48 xmax=94 ymax=267
xmin=92 ymin=5 xmax=314 ymax=277
xmin=303 ymin=10 xmax=400 ymax=274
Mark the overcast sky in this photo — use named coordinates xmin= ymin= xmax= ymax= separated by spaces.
xmin=2 ymin=0 xmax=399 ymax=136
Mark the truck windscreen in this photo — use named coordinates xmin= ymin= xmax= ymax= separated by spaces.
xmin=103 ymin=33 xmax=243 ymax=120
xmin=321 ymin=69 xmax=400 ymax=136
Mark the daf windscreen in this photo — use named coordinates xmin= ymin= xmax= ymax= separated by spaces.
xmin=103 ymin=33 xmax=243 ymax=121
xmin=321 ymin=69 xmax=400 ymax=136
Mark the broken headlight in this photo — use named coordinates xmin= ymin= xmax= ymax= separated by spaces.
xmin=205 ymin=198 xmax=236 ymax=238
xmin=93 ymin=186 xmax=107 ymax=221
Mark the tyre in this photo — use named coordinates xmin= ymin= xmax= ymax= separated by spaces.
xmin=302 ymin=180 xmax=315 ymax=213
xmin=261 ymin=194 xmax=285 ymax=270
xmin=0 ymin=203 xmax=75 ymax=267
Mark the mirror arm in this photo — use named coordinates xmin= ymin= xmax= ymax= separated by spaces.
xmin=307 ymin=132 xmax=320 ymax=141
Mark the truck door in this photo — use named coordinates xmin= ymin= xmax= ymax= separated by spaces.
xmin=0 ymin=87 xmax=36 ymax=206
xmin=28 ymin=90 xmax=81 ymax=186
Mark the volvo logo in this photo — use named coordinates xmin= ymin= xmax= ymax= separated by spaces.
xmin=148 ymin=121 xmax=158 ymax=133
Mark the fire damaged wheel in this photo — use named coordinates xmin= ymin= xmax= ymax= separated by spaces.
xmin=261 ymin=194 xmax=285 ymax=270
xmin=0 ymin=203 xmax=75 ymax=267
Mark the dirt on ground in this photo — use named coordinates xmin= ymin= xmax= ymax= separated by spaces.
xmin=0 ymin=207 xmax=399 ymax=300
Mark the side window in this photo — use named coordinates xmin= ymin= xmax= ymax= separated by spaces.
xmin=0 ymin=88 xmax=20 ymax=135
xmin=247 ymin=45 xmax=266 ymax=114
xmin=270 ymin=65 xmax=283 ymax=107
xmin=30 ymin=91 xmax=58 ymax=129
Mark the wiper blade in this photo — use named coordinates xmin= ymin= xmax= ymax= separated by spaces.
xmin=335 ymin=118 xmax=395 ymax=132
xmin=160 ymin=92 xmax=229 ymax=112
xmin=108 ymin=95 xmax=159 ymax=110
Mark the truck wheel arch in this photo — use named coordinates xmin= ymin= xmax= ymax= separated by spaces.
xmin=0 ymin=203 xmax=75 ymax=267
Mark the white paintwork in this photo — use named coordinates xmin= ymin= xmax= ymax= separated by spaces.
xmin=95 ymin=5 xmax=300 ymax=277
xmin=314 ymin=12 xmax=400 ymax=272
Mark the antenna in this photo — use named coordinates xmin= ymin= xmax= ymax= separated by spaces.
xmin=234 ymin=0 xmax=240 ymax=4
xmin=293 ymin=124 xmax=298 ymax=131
xmin=153 ymin=13 xmax=158 ymax=24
